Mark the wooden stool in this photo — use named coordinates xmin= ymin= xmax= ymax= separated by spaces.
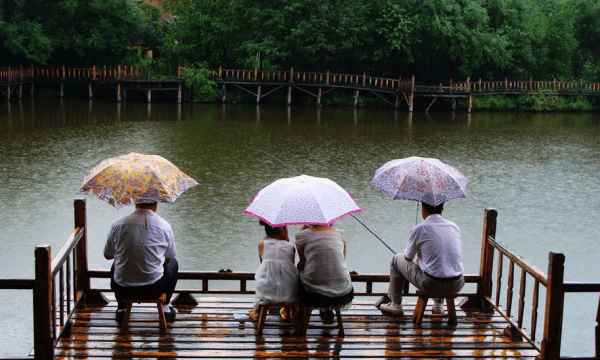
xmin=299 ymin=306 xmax=344 ymax=336
xmin=121 ymin=293 xmax=167 ymax=331
xmin=256 ymin=303 xmax=299 ymax=335
xmin=412 ymin=292 xmax=457 ymax=325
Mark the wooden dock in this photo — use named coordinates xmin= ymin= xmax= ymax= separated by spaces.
xmin=2 ymin=201 xmax=600 ymax=359
xmin=56 ymin=295 xmax=539 ymax=359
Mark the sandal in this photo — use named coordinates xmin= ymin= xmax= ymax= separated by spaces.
xmin=280 ymin=307 xmax=290 ymax=321
xmin=248 ymin=308 xmax=260 ymax=321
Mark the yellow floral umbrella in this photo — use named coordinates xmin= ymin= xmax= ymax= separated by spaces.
xmin=76 ymin=152 xmax=198 ymax=208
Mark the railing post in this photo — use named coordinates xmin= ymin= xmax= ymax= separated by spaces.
xmin=540 ymin=252 xmax=565 ymax=360
xmin=596 ymin=295 xmax=600 ymax=358
xmin=478 ymin=208 xmax=497 ymax=304
xmin=409 ymin=75 xmax=415 ymax=112
xmin=33 ymin=245 xmax=53 ymax=360
xmin=74 ymin=199 xmax=89 ymax=295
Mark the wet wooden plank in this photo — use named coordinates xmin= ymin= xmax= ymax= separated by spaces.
xmin=55 ymin=296 xmax=540 ymax=359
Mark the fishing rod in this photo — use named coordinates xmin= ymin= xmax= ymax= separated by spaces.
xmin=256 ymin=147 xmax=397 ymax=254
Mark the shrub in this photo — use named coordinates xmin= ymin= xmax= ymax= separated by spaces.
xmin=181 ymin=64 xmax=220 ymax=102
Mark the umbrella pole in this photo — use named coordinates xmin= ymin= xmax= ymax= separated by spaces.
xmin=415 ymin=202 xmax=419 ymax=225
xmin=255 ymin=147 xmax=396 ymax=254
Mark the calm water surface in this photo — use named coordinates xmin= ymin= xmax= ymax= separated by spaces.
xmin=0 ymin=98 xmax=599 ymax=356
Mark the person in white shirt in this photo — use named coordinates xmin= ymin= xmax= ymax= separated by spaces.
xmin=104 ymin=201 xmax=178 ymax=323
xmin=378 ymin=202 xmax=464 ymax=316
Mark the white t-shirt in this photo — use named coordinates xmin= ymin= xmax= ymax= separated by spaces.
xmin=295 ymin=228 xmax=353 ymax=297
xmin=404 ymin=214 xmax=463 ymax=278
xmin=104 ymin=209 xmax=176 ymax=287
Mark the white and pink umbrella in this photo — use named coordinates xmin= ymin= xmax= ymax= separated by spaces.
xmin=370 ymin=156 xmax=469 ymax=206
xmin=244 ymin=175 xmax=362 ymax=227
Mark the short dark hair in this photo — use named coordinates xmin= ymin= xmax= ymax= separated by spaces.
xmin=422 ymin=202 xmax=444 ymax=214
xmin=259 ymin=220 xmax=286 ymax=237
xmin=136 ymin=202 xmax=158 ymax=209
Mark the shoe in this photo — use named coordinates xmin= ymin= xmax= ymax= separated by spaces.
xmin=248 ymin=308 xmax=260 ymax=321
xmin=432 ymin=305 xmax=444 ymax=315
xmin=280 ymin=307 xmax=290 ymax=321
xmin=319 ymin=308 xmax=335 ymax=322
xmin=115 ymin=308 xmax=125 ymax=324
xmin=165 ymin=306 xmax=177 ymax=322
xmin=379 ymin=303 xmax=404 ymax=316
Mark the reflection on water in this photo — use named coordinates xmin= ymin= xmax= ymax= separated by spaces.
xmin=0 ymin=97 xmax=599 ymax=356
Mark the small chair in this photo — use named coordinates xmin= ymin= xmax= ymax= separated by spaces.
xmin=412 ymin=292 xmax=457 ymax=325
xmin=299 ymin=306 xmax=345 ymax=336
xmin=121 ymin=293 xmax=167 ymax=331
xmin=255 ymin=302 xmax=300 ymax=335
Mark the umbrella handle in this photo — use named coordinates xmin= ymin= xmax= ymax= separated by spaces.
xmin=415 ymin=202 xmax=419 ymax=225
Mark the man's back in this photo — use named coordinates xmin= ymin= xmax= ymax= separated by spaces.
xmin=104 ymin=209 xmax=175 ymax=287
xmin=405 ymin=214 xmax=463 ymax=279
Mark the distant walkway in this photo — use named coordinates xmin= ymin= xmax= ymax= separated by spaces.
xmin=2 ymin=66 xmax=599 ymax=111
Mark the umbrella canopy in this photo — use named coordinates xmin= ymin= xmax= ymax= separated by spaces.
xmin=244 ymin=174 xmax=362 ymax=227
xmin=370 ymin=156 xmax=469 ymax=206
xmin=76 ymin=152 xmax=198 ymax=208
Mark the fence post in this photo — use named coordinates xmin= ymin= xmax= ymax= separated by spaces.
xmin=409 ymin=75 xmax=415 ymax=112
xmin=540 ymin=252 xmax=565 ymax=360
xmin=596 ymin=295 xmax=600 ymax=358
xmin=33 ymin=245 xmax=53 ymax=360
xmin=74 ymin=199 xmax=89 ymax=295
xmin=477 ymin=208 xmax=497 ymax=310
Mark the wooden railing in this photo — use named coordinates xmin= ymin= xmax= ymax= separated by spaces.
xmin=477 ymin=208 xmax=600 ymax=360
xmin=30 ymin=65 xmax=181 ymax=82
xmin=207 ymin=67 xmax=415 ymax=92
xmin=0 ymin=200 xmax=88 ymax=360
xmin=0 ymin=67 xmax=35 ymax=82
xmin=457 ymin=77 xmax=600 ymax=93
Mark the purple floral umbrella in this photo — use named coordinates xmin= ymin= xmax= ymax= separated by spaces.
xmin=369 ymin=156 xmax=469 ymax=206
xmin=244 ymin=174 xmax=362 ymax=227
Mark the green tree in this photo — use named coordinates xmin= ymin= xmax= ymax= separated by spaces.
xmin=47 ymin=0 xmax=147 ymax=66
xmin=0 ymin=0 xmax=53 ymax=64
xmin=162 ymin=0 xmax=249 ymax=68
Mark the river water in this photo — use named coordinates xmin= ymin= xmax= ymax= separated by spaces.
xmin=0 ymin=97 xmax=599 ymax=356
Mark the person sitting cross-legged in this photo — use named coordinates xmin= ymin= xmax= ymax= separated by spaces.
xmin=378 ymin=202 xmax=464 ymax=316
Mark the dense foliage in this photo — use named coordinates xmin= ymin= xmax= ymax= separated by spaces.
xmin=2 ymin=0 xmax=600 ymax=83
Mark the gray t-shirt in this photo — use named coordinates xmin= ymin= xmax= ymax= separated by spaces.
xmin=104 ymin=209 xmax=176 ymax=287
xmin=404 ymin=214 xmax=463 ymax=278
xmin=295 ymin=228 xmax=353 ymax=297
